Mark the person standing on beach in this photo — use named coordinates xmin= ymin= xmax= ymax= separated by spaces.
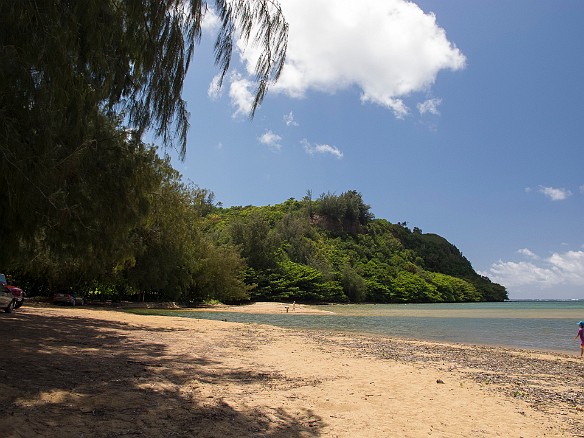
xmin=574 ymin=321 xmax=584 ymax=357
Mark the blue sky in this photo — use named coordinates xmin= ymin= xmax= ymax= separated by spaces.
xmin=168 ymin=0 xmax=584 ymax=300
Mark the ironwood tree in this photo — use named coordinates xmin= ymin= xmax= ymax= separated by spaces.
xmin=0 ymin=1 xmax=288 ymax=269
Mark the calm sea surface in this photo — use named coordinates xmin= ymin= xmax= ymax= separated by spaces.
xmin=129 ymin=301 xmax=584 ymax=354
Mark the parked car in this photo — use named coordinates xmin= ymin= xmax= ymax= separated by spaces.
xmin=0 ymin=284 xmax=16 ymax=313
xmin=0 ymin=273 xmax=24 ymax=309
xmin=52 ymin=291 xmax=84 ymax=306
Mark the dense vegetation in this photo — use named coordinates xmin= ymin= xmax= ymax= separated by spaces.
xmin=1 ymin=3 xmax=507 ymax=304
xmin=0 ymin=0 xmax=287 ymax=269
xmin=8 ymin=172 xmax=507 ymax=303
xmin=204 ymin=191 xmax=507 ymax=303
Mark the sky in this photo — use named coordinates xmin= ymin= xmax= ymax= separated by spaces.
xmin=168 ymin=0 xmax=584 ymax=300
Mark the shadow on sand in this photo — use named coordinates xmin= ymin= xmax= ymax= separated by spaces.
xmin=0 ymin=309 xmax=323 ymax=437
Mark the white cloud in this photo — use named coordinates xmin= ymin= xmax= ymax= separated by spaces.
xmin=487 ymin=260 xmax=564 ymax=288
xmin=302 ymin=139 xmax=343 ymax=159
xmin=579 ymin=184 xmax=584 ymax=194
xmin=284 ymin=111 xmax=299 ymax=127
xmin=201 ymin=7 xmax=220 ymax=33
xmin=548 ymin=251 xmax=584 ymax=283
xmin=258 ymin=130 xmax=283 ymax=151
xmin=228 ymin=72 xmax=254 ymax=117
xmin=484 ymin=250 xmax=584 ymax=297
xmin=228 ymin=0 xmax=465 ymax=118
xmin=538 ymin=185 xmax=572 ymax=201
xmin=208 ymin=74 xmax=223 ymax=100
xmin=417 ymin=98 xmax=442 ymax=115
xmin=518 ymin=248 xmax=538 ymax=259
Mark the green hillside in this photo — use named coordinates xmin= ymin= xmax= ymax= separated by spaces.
xmin=204 ymin=191 xmax=507 ymax=303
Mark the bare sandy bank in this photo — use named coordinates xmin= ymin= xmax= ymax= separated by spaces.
xmin=185 ymin=301 xmax=336 ymax=315
xmin=0 ymin=305 xmax=582 ymax=437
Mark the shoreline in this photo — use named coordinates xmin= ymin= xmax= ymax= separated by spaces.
xmin=1 ymin=305 xmax=583 ymax=436
xmin=184 ymin=301 xmax=338 ymax=315
xmin=122 ymin=301 xmax=579 ymax=356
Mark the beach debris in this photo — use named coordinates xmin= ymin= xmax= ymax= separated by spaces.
xmin=436 ymin=379 xmax=445 ymax=384
xmin=308 ymin=330 xmax=584 ymax=435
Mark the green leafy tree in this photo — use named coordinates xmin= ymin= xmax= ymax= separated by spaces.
xmin=340 ymin=265 xmax=367 ymax=302
xmin=228 ymin=209 xmax=281 ymax=271
xmin=430 ymin=273 xmax=480 ymax=302
xmin=474 ymin=276 xmax=508 ymax=302
xmin=189 ymin=244 xmax=249 ymax=303
xmin=122 ymin=156 xmax=200 ymax=300
xmin=314 ymin=190 xmax=373 ymax=235
xmin=391 ymin=271 xmax=439 ymax=303
xmin=121 ymin=158 xmax=248 ymax=303
xmin=0 ymin=0 xmax=288 ymax=267
xmin=11 ymin=133 xmax=160 ymax=290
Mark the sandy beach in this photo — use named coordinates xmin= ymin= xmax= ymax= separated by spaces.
xmin=1 ymin=303 xmax=583 ymax=437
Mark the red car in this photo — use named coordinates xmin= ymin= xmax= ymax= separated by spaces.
xmin=0 ymin=274 xmax=25 ymax=309
xmin=52 ymin=291 xmax=84 ymax=306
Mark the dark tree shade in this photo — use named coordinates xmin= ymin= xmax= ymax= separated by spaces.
xmin=0 ymin=1 xmax=287 ymax=268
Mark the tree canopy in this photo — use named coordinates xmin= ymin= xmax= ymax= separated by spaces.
xmin=0 ymin=0 xmax=288 ymax=268
xmin=207 ymin=193 xmax=507 ymax=303
xmin=8 ymin=183 xmax=508 ymax=303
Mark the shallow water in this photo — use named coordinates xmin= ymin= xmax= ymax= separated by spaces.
xmin=128 ymin=301 xmax=584 ymax=354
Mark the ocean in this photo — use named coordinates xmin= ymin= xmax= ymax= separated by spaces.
xmin=128 ymin=300 xmax=584 ymax=354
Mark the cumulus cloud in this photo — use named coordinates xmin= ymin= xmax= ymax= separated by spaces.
xmin=228 ymin=72 xmax=254 ymax=117
xmin=225 ymin=0 xmax=465 ymax=118
xmin=258 ymin=130 xmax=283 ymax=151
xmin=302 ymin=139 xmax=343 ymax=159
xmin=484 ymin=250 xmax=584 ymax=291
xmin=538 ymin=186 xmax=572 ymax=201
xmin=487 ymin=260 xmax=564 ymax=288
xmin=548 ymin=251 xmax=584 ymax=283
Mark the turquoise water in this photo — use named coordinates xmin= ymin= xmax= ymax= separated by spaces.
xmin=134 ymin=301 xmax=584 ymax=354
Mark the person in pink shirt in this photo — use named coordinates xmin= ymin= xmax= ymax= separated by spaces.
xmin=574 ymin=321 xmax=584 ymax=357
